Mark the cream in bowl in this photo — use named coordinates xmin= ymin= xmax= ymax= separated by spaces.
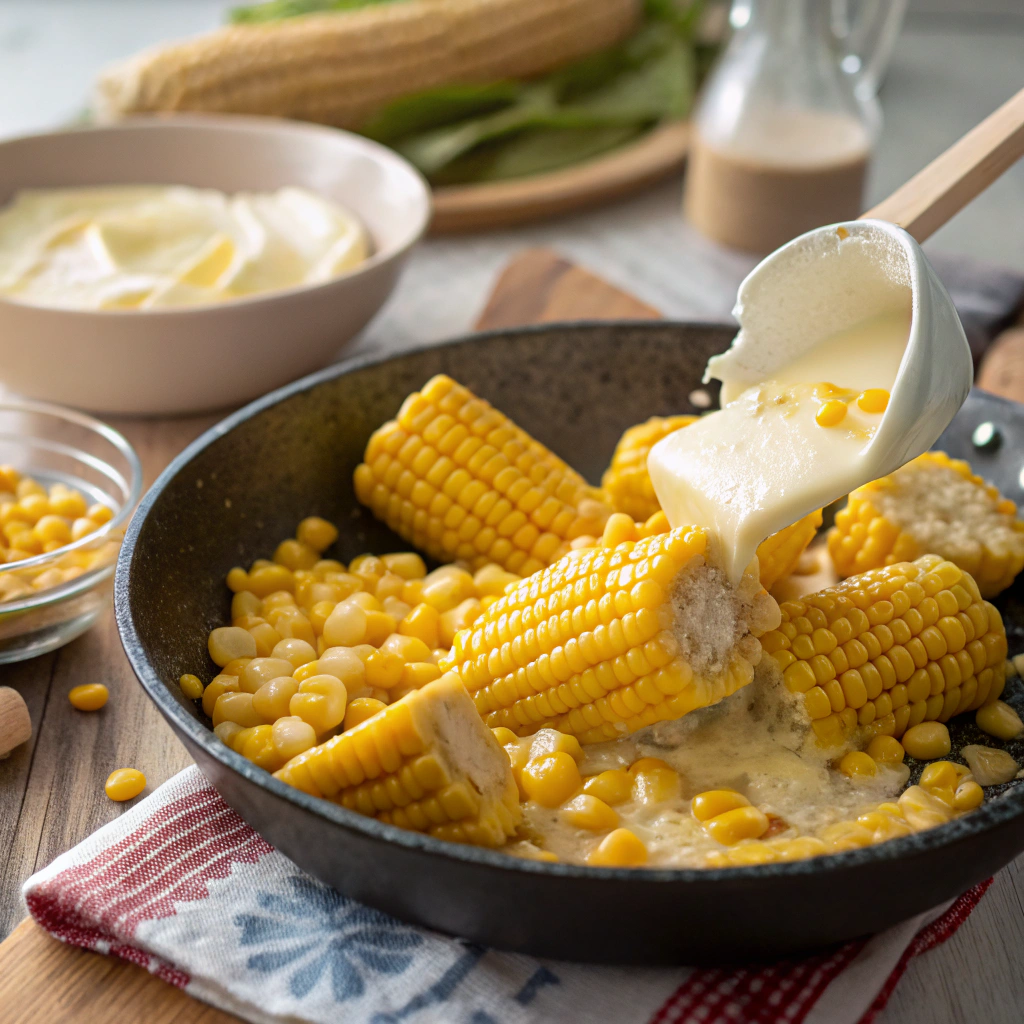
xmin=0 ymin=185 xmax=369 ymax=311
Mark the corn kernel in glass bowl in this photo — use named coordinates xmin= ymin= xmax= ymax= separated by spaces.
xmin=0 ymin=400 xmax=141 ymax=663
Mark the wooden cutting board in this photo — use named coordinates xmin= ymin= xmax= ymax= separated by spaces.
xmin=0 ymin=247 xmax=663 ymax=1024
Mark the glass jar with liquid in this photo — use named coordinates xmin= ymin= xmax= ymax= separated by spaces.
xmin=684 ymin=0 xmax=906 ymax=255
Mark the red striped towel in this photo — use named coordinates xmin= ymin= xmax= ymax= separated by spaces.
xmin=23 ymin=766 xmax=989 ymax=1024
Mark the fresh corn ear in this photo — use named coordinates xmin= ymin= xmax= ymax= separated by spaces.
xmin=445 ymin=525 xmax=781 ymax=743
xmin=355 ymin=375 xmax=612 ymax=576
xmin=275 ymin=672 xmax=520 ymax=847
xmin=829 ymin=451 xmax=1024 ymax=598
xmin=600 ymin=414 xmax=823 ymax=590
xmin=602 ymin=415 xmax=698 ymax=521
xmin=760 ymin=554 xmax=1008 ymax=746
xmin=94 ymin=0 xmax=641 ymax=127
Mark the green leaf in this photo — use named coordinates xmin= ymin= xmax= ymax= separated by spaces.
xmin=359 ymin=82 xmax=523 ymax=144
xmin=432 ymin=125 xmax=644 ymax=185
xmin=228 ymin=0 xmax=401 ymax=24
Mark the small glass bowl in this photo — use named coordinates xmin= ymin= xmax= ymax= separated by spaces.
xmin=0 ymin=400 xmax=142 ymax=662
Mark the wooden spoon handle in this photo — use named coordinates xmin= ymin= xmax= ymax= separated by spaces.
xmin=861 ymin=85 xmax=1024 ymax=243
xmin=0 ymin=686 xmax=31 ymax=758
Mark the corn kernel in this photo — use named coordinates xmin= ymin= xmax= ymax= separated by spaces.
xmin=560 ymin=794 xmax=619 ymax=831
xmin=317 ymin=646 xmax=367 ymax=687
xmin=290 ymin=674 xmax=348 ymax=733
xmin=898 ymin=785 xmax=951 ymax=829
xmin=213 ymin=691 xmax=263 ymax=728
xmin=344 ymin=697 xmax=387 ymax=730
xmin=528 ymin=729 xmax=584 ymax=764
xmin=839 ymin=751 xmax=877 ymax=778
xmin=240 ymin=657 xmax=295 ymax=693
xmin=857 ymin=389 xmax=890 ymax=414
xmin=421 ymin=568 xmax=475 ymax=612
xmin=586 ymin=828 xmax=648 ymax=867
xmin=962 ymin=744 xmax=1019 ymax=786
xmin=273 ymin=539 xmax=319 ymax=571
xmin=105 ymin=768 xmax=146 ymax=802
xmin=398 ymin=603 xmax=441 ymax=649
xmin=87 ymin=502 xmax=114 ymax=525
xmin=920 ymin=761 xmax=961 ymax=793
xmin=202 ymin=675 xmax=239 ymax=717
xmin=521 ymin=752 xmax=582 ymax=808
xmin=953 ymin=779 xmax=984 ymax=811
xmin=322 ymin=600 xmax=368 ymax=647
xmin=208 ymin=626 xmax=258 ymax=667
xmin=976 ymin=700 xmax=1024 ymax=741
xmin=68 ymin=683 xmax=108 ymax=711
xmin=296 ymin=517 xmax=338 ymax=553
xmin=901 ymin=721 xmax=951 ymax=760
xmin=179 ymin=674 xmax=204 ymax=700
xmin=816 ymin=400 xmax=848 ymax=428
xmin=271 ymin=716 xmax=317 ymax=762
xmin=582 ymin=769 xmax=633 ymax=806
xmin=381 ymin=552 xmax=427 ymax=579
xmin=252 ymin=676 xmax=299 ymax=721
xmin=365 ymin=650 xmax=405 ymax=690
xmin=703 ymin=805 xmax=769 ymax=845
xmin=400 ymin=661 xmax=442 ymax=690
xmin=691 ymin=789 xmax=750 ymax=822
xmin=866 ymin=734 xmax=905 ymax=765
xmin=381 ymin=632 xmax=432 ymax=664
xmin=473 ymin=563 xmax=520 ymax=597
xmin=632 ymin=766 xmax=681 ymax=805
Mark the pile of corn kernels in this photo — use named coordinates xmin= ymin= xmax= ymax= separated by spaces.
xmin=184 ymin=516 xmax=519 ymax=772
xmin=0 ymin=466 xmax=121 ymax=602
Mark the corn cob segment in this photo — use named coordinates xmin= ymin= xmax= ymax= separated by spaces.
xmin=602 ymin=415 xmax=698 ymax=522
xmin=446 ymin=525 xmax=782 ymax=743
xmin=760 ymin=555 xmax=1008 ymax=746
xmin=828 ymin=451 xmax=1024 ymax=598
xmin=599 ymin=414 xmax=823 ymax=590
xmin=274 ymin=673 xmax=520 ymax=847
xmin=354 ymin=375 xmax=612 ymax=576
xmin=94 ymin=0 xmax=640 ymax=127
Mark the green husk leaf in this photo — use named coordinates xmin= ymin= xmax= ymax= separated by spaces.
xmin=360 ymin=82 xmax=523 ymax=144
xmin=229 ymin=0 xmax=400 ymax=24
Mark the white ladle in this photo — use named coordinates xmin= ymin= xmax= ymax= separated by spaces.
xmin=651 ymin=86 xmax=1024 ymax=581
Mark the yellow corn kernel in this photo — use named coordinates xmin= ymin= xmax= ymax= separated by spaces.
xmin=953 ymin=779 xmax=984 ymax=811
xmin=290 ymin=674 xmax=348 ymax=734
xmin=317 ymin=646 xmax=368 ymax=687
xmin=473 ymin=563 xmax=520 ymax=597
xmin=179 ymin=673 xmax=204 ymax=700
xmin=902 ymin=721 xmax=951 ymax=760
xmin=528 ymin=729 xmax=584 ymax=763
xmin=381 ymin=596 xmax=412 ymax=622
xmin=271 ymin=716 xmax=317 ymax=762
xmin=213 ymin=691 xmax=264 ymax=728
xmin=439 ymin=598 xmax=483 ymax=648
xmin=857 ymin=389 xmax=890 ymax=414
xmin=296 ymin=516 xmax=338 ymax=553
xmin=275 ymin=674 xmax=520 ymax=848
xmin=247 ymin=564 xmax=295 ymax=598
xmin=582 ymin=769 xmax=633 ymax=805
xmin=691 ymin=789 xmax=750 ymax=822
xmin=364 ymin=611 xmax=398 ymax=647
xmin=601 ymin=512 xmax=637 ymax=549
xmin=208 ymin=626 xmax=258 ymax=667
xmin=400 ymin=661 xmax=442 ymax=690
xmin=252 ymin=676 xmax=299 ymax=722
xmin=18 ymin=493 xmax=50 ymax=523
xmin=322 ymin=600 xmax=368 ymax=647
xmin=381 ymin=632 xmax=432 ymax=664
xmin=344 ymin=697 xmax=387 ymax=730
xmin=398 ymin=603 xmax=441 ymax=649
xmin=821 ymin=821 xmax=874 ymax=850
xmin=976 ymin=700 xmax=1024 ymax=741
xmin=201 ymin=675 xmax=239 ymax=717
xmin=221 ymin=657 xmax=253 ymax=678
xmin=105 ymin=768 xmax=146 ymax=802
xmin=87 ymin=502 xmax=114 ymax=524
xmin=273 ymin=539 xmax=319 ymax=571
xmin=49 ymin=489 xmax=87 ymax=519
xmin=703 ymin=805 xmax=769 ymax=845
xmin=365 ymin=650 xmax=405 ymax=690
xmin=962 ymin=744 xmax=1019 ymax=786
xmin=240 ymin=657 xmax=295 ymax=693
xmin=236 ymin=724 xmax=278 ymax=770
xmin=421 ymin=569 xmax=476 ymax=613
xmin=631 ymin=765 xmax=681 ymax=805
xmin=33 ymin=514 xmax=71 ymax=546
xmin=587 ymin=828 xmax=648 ymax=867
xmin=866 ymin=734 xmax=905 ymax=765
xmin=381 ymin=552 xmax=427 ymax=580
xmin=816 ymin=400 xmax=848 ymax=427
xmin=68 ymin=683 xmax=108 ymax=711
xmin=560 ymin=794 xmax=619 ymax=831
xmin=773 ymin=837 xmax=829 ymax=861
xmin=839 ymin=751 xmax=877 ymax=778
xmin=898 ymin=785 xmax=951 ymax=830
xmin=270 ymin=637 xmax=318 ymax=670
xmin=491 ymin=727 xmax=518 ymax=746
xmin=919 ymin=760 xmax=961 ymax=794
xmin=521 ymin=751 xmax=582 ymax=808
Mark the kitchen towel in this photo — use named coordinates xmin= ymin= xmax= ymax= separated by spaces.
xmin=23 ymin=765 xmax=989 ymax=1024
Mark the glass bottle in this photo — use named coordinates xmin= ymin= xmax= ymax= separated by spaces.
xmin=683 ymin=0 xmax=906 ymax=255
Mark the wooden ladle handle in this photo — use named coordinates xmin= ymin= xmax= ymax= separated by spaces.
xmin=861 ymin=85 xmax=1024 ymax=243
xmin=0 ymin=686 xmax=31 ymax=758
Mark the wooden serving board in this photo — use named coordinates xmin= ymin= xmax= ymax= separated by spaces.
xmin=0 ymin=248 xmax=666 ymax=1024
xmin=429 ymin=121 xmax=689 ymax=233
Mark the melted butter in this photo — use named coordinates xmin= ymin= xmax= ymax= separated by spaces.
xmin=648 ymin=309 xmax=910 ymax=582
xmin=0 ymin=185 xmax=369 ymax=310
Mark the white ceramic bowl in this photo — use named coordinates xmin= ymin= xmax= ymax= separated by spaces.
xmin=0 ymin=116 xmax=431 ymax=415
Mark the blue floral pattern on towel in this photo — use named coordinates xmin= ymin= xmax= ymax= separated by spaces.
xmin=235 ymin=874 xmax=424 ymax=1002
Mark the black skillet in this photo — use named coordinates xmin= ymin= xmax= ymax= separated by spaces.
xmin=115 ymin=322 xmax=1024 ymax=965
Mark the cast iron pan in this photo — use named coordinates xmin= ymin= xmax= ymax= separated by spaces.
xmin=115 ymin=322 xmax=1024 ymax=965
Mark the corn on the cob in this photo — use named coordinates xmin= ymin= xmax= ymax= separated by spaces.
xmin=445 ymin=524 xmax=781 ymax=743
xmin=599 ymin=415 xmax=822 ymax=590
xmin=760 ymin=554 xmax=1007 ymax=746
xmin=354 ymin=375 xmax=612 ymax=576
xmin=828 ymin=452 xmax=1024 ymax=598
xmin=94 ymin=0 xmax=640 ymax=127
xmin=602 ymin=415 xmax=698 ymax=521
xmin=275 ymin=672 xmax=520 ymax=846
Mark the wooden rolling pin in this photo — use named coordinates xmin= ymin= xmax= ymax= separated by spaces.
xmin=0 ymin=687 xmax=31 ymax=758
